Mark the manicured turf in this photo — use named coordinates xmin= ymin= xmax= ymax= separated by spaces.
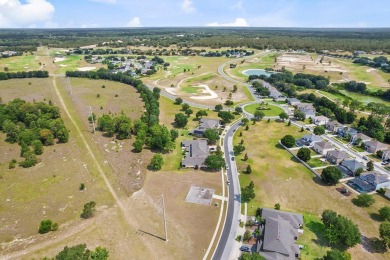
xmin=0 ymin=54 xmax=40 ymax=72
xmin=244 ymin=103 xmax=284 ymax=116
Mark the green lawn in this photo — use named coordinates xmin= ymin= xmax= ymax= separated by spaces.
xmin=307 ymin=157 xmax=329 ymax=168
xmin=182 ymin=86 xmax=200 ymax=93
xmin=0 ymin=54 xmax=40 ymax=72
xmin=244 ymin=103 xmax=284 ymax=116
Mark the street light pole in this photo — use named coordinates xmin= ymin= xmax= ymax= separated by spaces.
xmin=161 ymin=194 xmax=168 ymax=242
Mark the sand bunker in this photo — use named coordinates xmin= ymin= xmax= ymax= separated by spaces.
xmin=190 ymin=84 xmax=218 ymax=100
xmin=366 ymin=68 xmax=376 ymax=72
xmin=165 ymin=87 xmax=177 ymax=95
xmin=54 ymin=57 xmax=65 ymax=63
xmin=77 ymin=67 xmax=96 ymax=71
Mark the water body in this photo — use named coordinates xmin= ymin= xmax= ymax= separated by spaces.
xmin=242 ymin=69 xmax=274 ymax=77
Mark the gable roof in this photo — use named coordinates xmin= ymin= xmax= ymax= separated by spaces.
xmin=302 ymin=134 xmax=322 ymax=143
xmin=314 ymin=116 xmax=329 ymax=121
xmin=340 ymin=159 xmax=365 ymax=173
xmin=352 ymin=133 xmax=371 ymax=141
xmin=287 ymin=98 xmax=300 ymax=103
xmin=327 ymin=150 xmax=349 ymax=160
xmin=360 ymin=171 xmax=390 ymax=186
xmin=198 ymin=118 xmax=220 ymax=129
xmin=181 ymin=140 xmax=209 ymax=167
xmin=365 ymin=140 xmax=388 ymax=150
xmin=314 ymin=141 xmax=333 ymax=150
xmin=261 ymin=208 xmax=303 ymax=229
xmin=326 ymin=120 xmax=343 ymax=127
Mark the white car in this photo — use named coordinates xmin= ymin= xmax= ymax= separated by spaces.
xmin=225 ymin=164 xmax=229 ymax=170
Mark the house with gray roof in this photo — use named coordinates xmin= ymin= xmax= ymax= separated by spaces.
xmin=190 ymin=118 xmax=221 ymax=136
xmin=325 ymin=121 xmax=344 ymax=133
xmin=350 ymin=133 xmax=371 ymax=145
xmin=257 ymin=208 xmax=303 ymax=260
xmin=181 ymin=140 xmax=210 ymax=168
xmin=382 ymin=150 xmax=390 ymax=161
xmin=313 ymin=141 xmax=334 ymax=156
xmin=357 ymin=171 xmax=390 ymax=191
xmin=287 ymin=98 xmax=300 ymax=106
xmin=313 ymin=116 xmax=329 ymax=126
xmin=337 ymin=127 xmax=357 ymax=138
xmin=296 ymin=134 xmax=322 ymax=147
xmin=326 ymin=150 xmax=350 ymax=164
xmin=340 ymin=159 xmax=365 ymax=176
xmin=364 ymin=140 xmax=388 ymax=154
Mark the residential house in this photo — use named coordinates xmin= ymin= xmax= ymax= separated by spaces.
xmin=287 ymin=98 xmax=301 ymax=106
xmin=296 ymin=103 xmax=316 ymax=119
xmin=325 ymin=121 xmax=344 ymax=133
xmin=337 ymin=127 xmax=358 ymax=138
xmin=385 ymin=188 xmax=390 ymax=199
xmin=314 ymin=116 xmax=330 ymax=126
xmin=326 ymin=150 xmax=350 ymax=164
xmin=181 ymin=140 xmax=210 ymax=168
xmin=190 ymin=118 xmax=221 ymax=136
xmin=364 ymin=140 xmax=388 ymax=154
xmin=313 ymin=141 xmax=334 ymax=156
xmin=350 ymin=133 xmax=371 ymax=145
xmin=257 ymin=208 xmax=303 ymax=260
xmin=382 ymin=150 xmax=390 ymax=161
xmin=269 ymin=89 xmax=286 ymax=102
xmin=340 ymin=159 xmax=365 ymax=176
xmin=296 ymin=134 xmax=322 ymax=146
xmin=358 ymin=171 xmax=390 ymax=191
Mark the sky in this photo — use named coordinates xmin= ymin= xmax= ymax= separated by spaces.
xmin=0 ymin=0 xmax=389 ymax=28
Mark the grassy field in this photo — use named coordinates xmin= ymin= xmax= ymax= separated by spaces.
xmin=0 ymin=54 xmax=41 ymax=72
xmin=234 ymin=121 xmax=390 ymax=260
xmin=244 ymin=103 xmax=284 ymax=116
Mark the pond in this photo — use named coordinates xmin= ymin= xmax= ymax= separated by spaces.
xmin=242 ymin=69 xmax=274 ymax=77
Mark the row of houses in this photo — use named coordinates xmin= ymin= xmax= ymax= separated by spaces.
xmin=1 ymin=51 xmax=18 ymax=58
xmin=181 ymin=119 xmax=221 ymax=169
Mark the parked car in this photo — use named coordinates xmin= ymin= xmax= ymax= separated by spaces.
xmin=382 ymin=161 xmax=389 ymax=165
xmin=225 ymin=164 xmax=229 ymax=170
xmin=227 ymin=180 xmax=230 ymax=185
xmin=363 ymin=156 xmax=368 ymax=160
xmin=239 ymin=245 xmax=251 ymax=252
xmin=231 ymin=157 xmax=235 ymax=161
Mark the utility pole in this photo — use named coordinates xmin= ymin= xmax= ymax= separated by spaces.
xmin=88 ymin=106 xmax=95 ymax=133
xmin=160 ymin=194 xmax=168 ymax=242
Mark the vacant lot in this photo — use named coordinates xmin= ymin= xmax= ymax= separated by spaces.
xmin=234 ymin=121 xmax=390 ymax=260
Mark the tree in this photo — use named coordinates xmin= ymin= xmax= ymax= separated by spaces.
xmin=246 ymin=165 xmax=252 ymax=174
xmin=215 ymin=104 xmax=223 ymax=112
xmin=294 ymin=110 xmax=306 ymax=121
xmin=313 ymin=126 xmax=325 ymax=135
xmin=174 ymin=113 xmax=188 ymax=128
xmin=321 ymin=166 xmax=343 ymax=185
xmin=204 ymin=128 xmax=219 ymax=144
xmin=225 ymin=100 xmax=234 ymax=106
xmin=181 ymin=103 xmax=190 ymax=111
xmin=79 ymin=183 xmax=85 ymax=191
xmin=322 ymin=249 xmax=351 ymax=260
xmin=184 ymin=108 xmax=193 ymax=117
xmin=170 ymin=129 xmax=179 ymax=141
xmin=174 ymin=97 xmax=183 ymax=105
xmin=274 ymin=203 xmax=281 ymax=210
xmin=233 ymin=144 xmax=245 ymax=155
xmin=239 ymin=252 xmax=265 ymax=260
xmin=241 ymin=181 xmax=255 ymax=203
xmin=287 ymin=120 xmax=291 ymax=126
xmin=90 ymin=247 xmax=109 ymax=260
xmin=379 ymin=206 xmax=390 ymax=221
xmin=253 ymin=110 xmax=265 ymax=121
xmin=367 ymin=160 xmax=374 ymax=171
xmin=321 ymin=209 xmax=361 ymax=247
xmin=205 ymin=154 xmax=225 ymax=170
xmin=241 ymin=118 xmax=249 ymax=125
xmin=196 ymin=110 xmax=208 ymax=119
xmin=148 ymin=154 xmax=164 ymax=171
xmin=281 ymin=135 xmax=295 ymax=148
xmin=147 ymin=125 xmax=174 ymax=152
xmin=244 ymin=153 xmax=248 ymax=161
xmin=379 ymin=222 xmax=390 ymax=248
xmin=235 ymin=106 xmax=243 ymax=114
xmin=218 ymin=111 xmax=235 ymax=124
xmin=279 ymin=112 xmax=289 ymax=122
xmin=56 ymin=244 xmax=109 ymax=260
xmin=352 ymin=194 xmax=375 ymax=207
xmin=38 ymin=219 xmax=57 ymax=234
xmin=81 ymin=201 xmax=96 ymax=219
xmin=297 ymin=147 xmax=311 ymax=162
xmin=243 ymin=230 xmax=251 ymax=241
xmin=32 ymin=140 xmax=43 ymax=155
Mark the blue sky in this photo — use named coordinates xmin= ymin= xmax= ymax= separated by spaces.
xmin=0 ymin=0 xmax=389 ymax=28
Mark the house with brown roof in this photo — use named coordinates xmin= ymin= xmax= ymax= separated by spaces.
xmin=313 ymin=141 xmax=334 ymax=156
xmin=326 ymin=150 xmax=350 ymax=164
xmin=364 ymin=140 xmax=388 ymax=154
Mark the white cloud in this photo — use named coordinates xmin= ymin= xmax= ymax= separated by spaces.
xmin=0 ymin=0 xmax=55 ymax=27
xmin=126 ymin=17 xmax=142 ymax=27
xmin=181 ymin=0 xmax=195 ymax=13
xmin=231 ymin=1 xmax=244 ymax=12
xmin=89 ymin=0 xmax=117 ymax=4
xmin=206 ymin=18 xmax=249 ymax=27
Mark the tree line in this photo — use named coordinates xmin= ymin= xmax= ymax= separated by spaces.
xmin=0 ymin=70 xmax=49 ymax=80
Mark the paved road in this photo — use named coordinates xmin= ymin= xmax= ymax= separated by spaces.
xmin=213 ymin=121 xmax=242 ymax=260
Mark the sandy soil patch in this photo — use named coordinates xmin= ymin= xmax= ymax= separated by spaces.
xmin=165 ymin=87 xmax=177 ymax=95
xmin=366 ymin=68 xmax=376 ymax=72
xmin=54 ymin=57 xmax=65 ymax=63
xmin=190 ymin=84 xmax=218 ymax=100
xmin=60 ymin=64 xmax=67 ymax=67
xmin=77 ymin=67 xmax=96 ymax=71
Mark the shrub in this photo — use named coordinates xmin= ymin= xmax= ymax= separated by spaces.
xmin=321 ymin=166 xmax=342 ymax=185
xmin=243 ymin=230 xmax=252 ymax=241
xmin=281 ymin=135 xmax=295 ymax=148
xmin=352 ymin=194 xmax=375 ymax=207
xmin=148 ymin=154 xmax=164 ymax=171
xmin=379 ymin=206 xmax=390 ymax=221
xmin=297 ymin=147 xmax=311 ymax=162
xmin=81 ymin=201 xmax=96 ymax=219
xmin=38 ymin=219 xmax=58 ymax=234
